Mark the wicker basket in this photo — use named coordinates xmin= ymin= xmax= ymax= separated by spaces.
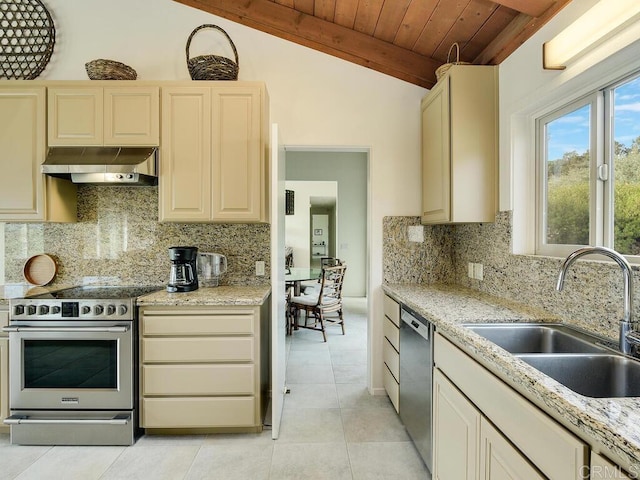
xmin=85 ymin=59 xmax=137 ymax=80
xmin=186 ymin=24 xmax=239 ymax=81
xmin=435 ymin=43 xmax=471 ymax=82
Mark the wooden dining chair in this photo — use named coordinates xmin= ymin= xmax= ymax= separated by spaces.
xmin=289 ymin=264 xmax=347 ymax=342
xmin=301 ymin=257 xmax=341 ymax=294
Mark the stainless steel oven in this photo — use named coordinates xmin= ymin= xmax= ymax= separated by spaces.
xmin=8 ymin=322 xmax=133 ymax=410
xmin=4 ymin=286 xmax=160 ymax=446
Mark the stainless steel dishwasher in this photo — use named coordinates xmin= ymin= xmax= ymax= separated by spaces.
xmin=399 ymin=305 xmax=434 ymax=472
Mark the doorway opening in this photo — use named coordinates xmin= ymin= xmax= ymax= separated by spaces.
xmin=284 ymin=147 xmax=370 ymax=382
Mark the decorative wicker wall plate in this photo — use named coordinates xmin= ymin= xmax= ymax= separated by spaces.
xmin=0 ymin=0 xmax=56 ymax=79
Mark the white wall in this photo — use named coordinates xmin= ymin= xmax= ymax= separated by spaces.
xmin=42 ymin=0 xmax=426 ymax=392
xmin=285 ymin=181 xmax=337 ymax=269
xmin=499 ymin=0 xmax=640 ymax=253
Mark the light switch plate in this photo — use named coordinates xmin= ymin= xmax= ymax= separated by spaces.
xmin=256 ymin=261 xmax=265 ymax=276
xmin=468 ymin=263 xmax=474 ymax=278
xmin=474 ymin=263 xmax=484 ymax=281
xmin=408 ymin=225 xmax=424 ymax=243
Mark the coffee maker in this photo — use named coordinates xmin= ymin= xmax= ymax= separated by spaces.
xmin=167 ymin=246 xmax=199 ymax=292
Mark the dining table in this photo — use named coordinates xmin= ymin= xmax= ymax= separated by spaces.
xmin=285 ymin=267 xmax=322 ymax=296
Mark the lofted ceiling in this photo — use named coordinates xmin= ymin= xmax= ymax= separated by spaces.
xmin=174 ymin=0 xmax=571 ymax=89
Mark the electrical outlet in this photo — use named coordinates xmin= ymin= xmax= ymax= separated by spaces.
xmin=468 ymin=262 xmax=474 ymax=279
xmin=474 ymin=263 xmax=484 ymax=281
xmin=256 ymin=261 xmax=265 ymax=276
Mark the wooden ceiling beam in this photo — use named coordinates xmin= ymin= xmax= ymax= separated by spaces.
xmin=489 ymin=0 xmax=554 ymax=18
xmin=475 ymin=0 xmax=572 ymax=65
xmin=173 ymin=0 xmax=440 ymax=88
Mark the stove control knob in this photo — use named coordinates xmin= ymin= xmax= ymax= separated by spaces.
xmin=94 ymin=305 xmax=104 ymax=315
xmin=14 ymin=305 xmax=25 ymax=315
xmin=51 ymin=306 xmax=61 ymax=315
xmin=27 ymin=305 xmax=37 ymax=315
xmin=118 ymin=305 xmax=128 ymax=316
xmin=107 ymin=305 xmax=116 ymax=315
xmin=38 ymin=305 xmax=49 ymax=315
xmin=81 ymin=306 xmax=91 ymax=315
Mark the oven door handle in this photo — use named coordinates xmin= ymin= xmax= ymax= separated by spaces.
xmin=2 ymin=326 xmax=130 ymax=333
xmin=5 ymin=414 xmax=131 ymax=425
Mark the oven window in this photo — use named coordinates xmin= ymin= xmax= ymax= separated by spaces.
xmin=23 ymin=340 xmax=117 ymax=389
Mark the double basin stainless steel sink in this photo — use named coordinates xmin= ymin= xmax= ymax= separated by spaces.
xmin=464 ymin=323 xmax=640 ymax=398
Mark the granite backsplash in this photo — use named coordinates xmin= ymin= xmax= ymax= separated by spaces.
xmin=4 ymin=186 xmax=270 ymax=288
xmin=383 ymin=212 xmax=640 ymax=341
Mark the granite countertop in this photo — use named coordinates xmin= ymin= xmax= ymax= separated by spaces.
xmin=383 ymin=283 xmax=640 ymax=473
xmin=137 ymin=285 xmax=271 ymax=307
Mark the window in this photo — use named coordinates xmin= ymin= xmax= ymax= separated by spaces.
xmin=536 ymin=73 xmax=640 ymax=258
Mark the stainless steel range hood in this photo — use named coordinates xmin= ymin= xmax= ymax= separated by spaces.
xmin=42 ymin=147 xmax=158 ymax=186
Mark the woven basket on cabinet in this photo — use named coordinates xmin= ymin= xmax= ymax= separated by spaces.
xmin=435 ymin=43 xmax=471 ymax=82
xmin=85 ymin=59 xmax=137 ymax=80
xmin=186 ymin=24 xmax=239 ymax=81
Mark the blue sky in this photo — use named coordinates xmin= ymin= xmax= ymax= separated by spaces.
xmin=547 ymin=76 xmax=640 ymax=161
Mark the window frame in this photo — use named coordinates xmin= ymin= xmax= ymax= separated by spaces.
xmin=534 ymin=70 xmax=640 ymax=261
xmin=535 ymin=92 xmax=603 ymax=258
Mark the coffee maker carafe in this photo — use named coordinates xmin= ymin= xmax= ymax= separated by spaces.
xmin=167 ymin=246 xmax=199 ymax=292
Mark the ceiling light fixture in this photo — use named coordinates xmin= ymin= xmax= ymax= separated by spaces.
xmin=543 ymin=0 xmax=640 ymax=70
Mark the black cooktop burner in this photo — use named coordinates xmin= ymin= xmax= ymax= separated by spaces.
xmin=29 ymin=285 xmax=162 ymax=300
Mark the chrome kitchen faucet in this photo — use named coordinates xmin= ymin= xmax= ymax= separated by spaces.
xmin=556 ymin=246 xmax=640 ymax=356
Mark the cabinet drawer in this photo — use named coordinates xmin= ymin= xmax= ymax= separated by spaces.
xmin=141 ymin=311 xmax=255 ymax=335
xmin=142 ymin=364 xmax=254 ymax=395
xmin=383 ymin=364 xmax=399 ymax=413
xmin=435 ymin=333 xmax=587 ymax=480
xmin=383 ymin=338 xmax=399 ymax=382
xmin=383 ymin=316 xmax=399 ymax=351
xmin=142 ymin=337 xmax=254 ymax=363
xmin=383 ymin=295 xmax=400 ymax=327
xmin=142 ymin=396 xmax=255 ymax=428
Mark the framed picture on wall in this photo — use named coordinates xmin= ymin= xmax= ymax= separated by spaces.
xmin=314 ymin=229 xmax=323 ymax=236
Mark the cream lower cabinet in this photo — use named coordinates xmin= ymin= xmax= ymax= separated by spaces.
xmin=0 ymin=86 xmax=77 ymax=222
xmin=434 ymin=333 xmax=588 ymax=479
xmin=47 ymin=85 xmax=159 ymax=146
xmin=433 ymin=370 xmax=544 ymax=480
xmin=590 ymin=453 xmax=632 ymax=479
xmin=139 ymin=305 xmax=266 ymax=432
xmin=0 ymin=309 xmax=9 ymax=433
xmin=160 ymin=83 xmax=268 ymax=223
xmin=383 ymin=294 xmax=400 ymax=412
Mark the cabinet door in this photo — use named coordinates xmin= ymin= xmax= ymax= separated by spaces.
xmin=590 ymin=452 xmax=631 ymax=480
xmin=104 ymin=87 xmax=159 ymax=145
xmin=48 ymin=87 xmax=103 ymax=145
xmin=0 ymin=87 xmax=47 ymax=220
xmin=0 ymin=338 xmax=8 ymax=430
xmin=211 ymin=86 xmax=263 ymax=222
xmin=421 ymin=78 xmax=450 ymax=224
xmin=433 ymin=369 xmax=480 ymax=480
xmin=159 ymin=87 xmax=212 ymax=222
xmin=480 ymin=417 xmax=545 ymax=480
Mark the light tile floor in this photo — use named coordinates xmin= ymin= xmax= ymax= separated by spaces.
xmin=0 ymin=298 xmax=431 ymax=479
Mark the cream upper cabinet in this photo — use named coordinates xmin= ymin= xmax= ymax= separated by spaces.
xmin=160 ymin=87 xmax=212 ymax=222
xmin=0 ymin=86 xmax=77 ymax=222
xmin=160 ymin=83 xmax=268 ymax=223
xmin=421 ymin=65 xmax=497 ymax=225
xmin=48 ymin=86 xmax=159 ymax=146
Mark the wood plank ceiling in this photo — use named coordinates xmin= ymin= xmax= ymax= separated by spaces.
xmin=174 ymin=0 xmax=572 ymax=89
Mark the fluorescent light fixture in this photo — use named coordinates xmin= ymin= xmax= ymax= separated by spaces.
xmin=543 ymin=0 xmax=640 ymax=70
